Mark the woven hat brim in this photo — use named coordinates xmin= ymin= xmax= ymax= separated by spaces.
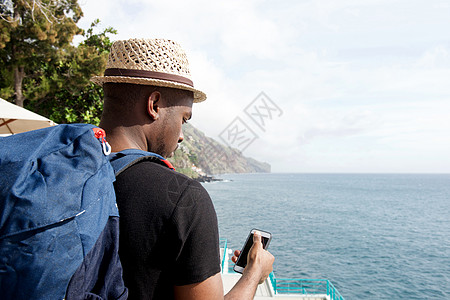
xmin=91 ymin=76 xmax=206 ymax=103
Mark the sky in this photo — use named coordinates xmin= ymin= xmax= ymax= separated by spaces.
xmin=77 ymin=0 xmax=450 ymax=173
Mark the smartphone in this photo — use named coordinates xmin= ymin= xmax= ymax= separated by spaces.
xmin=233 ymin=229 xmax=272 ymax=274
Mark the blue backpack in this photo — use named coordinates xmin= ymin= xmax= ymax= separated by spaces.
xmin=0 ymin=124 xmax=174 ymax=300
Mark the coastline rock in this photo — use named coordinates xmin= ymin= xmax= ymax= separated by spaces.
xmin=195 ymin=175 xmax=224 ymax=183
xmin=169 ymin=124 xmax=271 ymax=178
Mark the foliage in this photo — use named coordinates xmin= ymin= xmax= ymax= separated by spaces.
xmin=26 ymin=20 xmax=116 ymax=125
xmin=0 ymin=1 xmax=116 ymax=125
xmin=174 ymin=168 xmax=200 ymax=179
xmin=0 ymin=0 xmax=83 ymax=107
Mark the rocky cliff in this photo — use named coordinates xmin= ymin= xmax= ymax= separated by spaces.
xmin=168 ymin=124 xmax=270 ymax=178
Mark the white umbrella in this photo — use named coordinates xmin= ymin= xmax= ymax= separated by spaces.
xmin=0 ymin=98 xmax=56 ymax=135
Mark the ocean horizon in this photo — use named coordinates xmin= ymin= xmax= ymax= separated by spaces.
xmin=202 ymin=173 xmax=450 ymax=299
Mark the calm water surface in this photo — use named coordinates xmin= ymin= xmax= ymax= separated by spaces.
xmin=202 ymin=173 xmax=450 ymax=299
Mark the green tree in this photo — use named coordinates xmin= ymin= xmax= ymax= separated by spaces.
xmin=25 ymin=20 xmax=116 ymax=125
xmin=0 ymin=0 xmax=116 ymax=125
xmin=0 ymin=0 xmax=83 ymax=107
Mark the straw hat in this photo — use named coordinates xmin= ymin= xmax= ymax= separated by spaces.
xmin=91 ymin=38 xmax=206 ymax=102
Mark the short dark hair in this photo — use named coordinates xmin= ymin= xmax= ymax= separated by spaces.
xmin=103 ymin=83 xmax=193 ymax=107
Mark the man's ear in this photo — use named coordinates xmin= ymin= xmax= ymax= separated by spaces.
xmin=147 ymin=91 xmax=161 ymax=121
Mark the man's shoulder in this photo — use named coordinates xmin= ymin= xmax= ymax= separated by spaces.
xmin=118 ymin=159 xmax=204 ymax=192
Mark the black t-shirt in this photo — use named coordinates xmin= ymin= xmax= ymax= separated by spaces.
xmin=114 ymin=161 xmax=221 ymax=300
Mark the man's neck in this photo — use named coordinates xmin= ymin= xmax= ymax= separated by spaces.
xmin=99 ymin=123 xmax=148 ymax=153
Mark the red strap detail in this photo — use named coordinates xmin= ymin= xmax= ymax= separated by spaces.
xmin=161 ymin=159 xmax=175 ymax=171
xmin=92 ymin=128 xmax=106 ymax=140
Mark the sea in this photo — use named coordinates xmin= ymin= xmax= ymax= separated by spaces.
xmin=201 ymin=173 xmax=450 ymax=300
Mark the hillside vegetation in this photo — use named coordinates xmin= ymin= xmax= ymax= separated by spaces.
xmin=169 ymin=124 xmax=270 ymax=178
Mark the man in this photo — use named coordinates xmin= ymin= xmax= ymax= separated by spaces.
xmin=91 ymin=38 xmax=274 ymax=299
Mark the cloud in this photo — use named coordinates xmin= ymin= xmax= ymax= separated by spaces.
xmin=416 ymin=46 xmax=450 ymax=68
xmin=76 ymin=0 xmax=450 ymax=173
xmin=297 ymin=110 xmax=379 ymax=145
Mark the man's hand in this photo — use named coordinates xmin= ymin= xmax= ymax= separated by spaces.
xmin=175 ymin=232 xmax=274 ymax=300
xmin=231 ymin=231 xmax=274 ymax=284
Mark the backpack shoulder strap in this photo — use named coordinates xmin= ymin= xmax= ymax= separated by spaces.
xmin=109 ymin=149 xmax=175 ymax=177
